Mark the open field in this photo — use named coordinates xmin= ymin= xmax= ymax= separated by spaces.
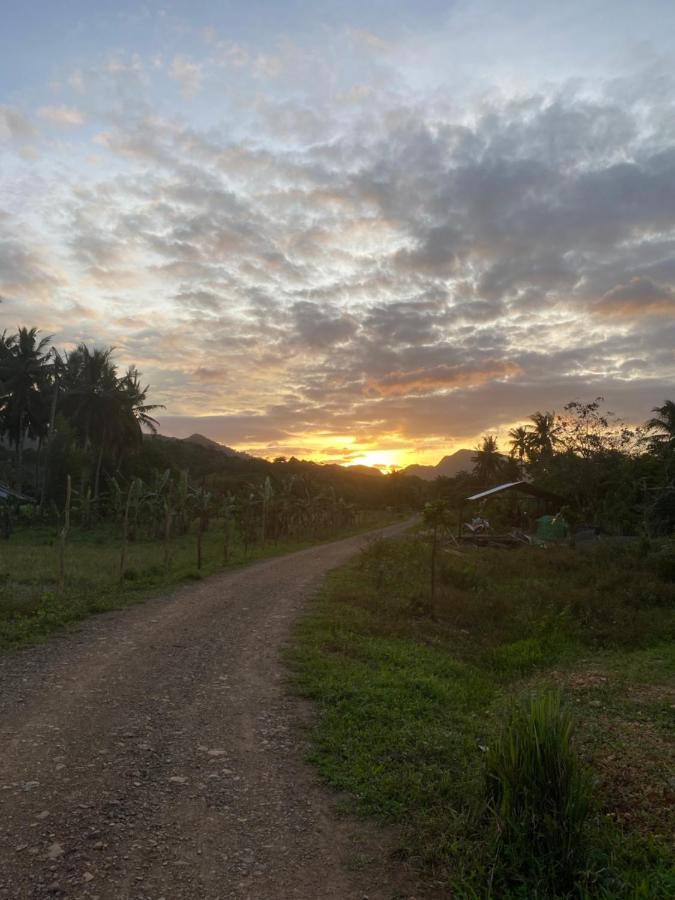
xmin=0 ymin=510 xmax=401 ymax=651
xmin=290 ymin=533 xmax=675 ymax=898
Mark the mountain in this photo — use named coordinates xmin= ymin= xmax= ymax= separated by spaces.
xmin=402 ymin=448 xmax=474 ymax=481
xmin=182 ymin=433 xmax=251 ymax=458
xmin=341 ymin=464 xmax=385 ymax=478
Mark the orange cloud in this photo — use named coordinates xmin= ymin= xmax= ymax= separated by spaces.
xmin=596 ymin=277 xmax=675 ymax=317
xmin=367 ymin=362 xmax=522 ymax=397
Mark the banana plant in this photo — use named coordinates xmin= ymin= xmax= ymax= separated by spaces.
xmin=108 ymin=476 xmax=124 ymax=525
xmin=174 ymin=470 xmax=189 ymax=535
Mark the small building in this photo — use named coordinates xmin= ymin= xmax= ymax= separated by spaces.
xmin=459 ymin=481 xmax=566 ymax=537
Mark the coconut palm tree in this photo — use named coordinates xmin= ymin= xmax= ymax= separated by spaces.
xmin=508 ymin=426 xmax=533 ymax=467
xmin=61 ymin=347 xmax=162 ymax=505
xmin=471 ymin=435 xmax=503 ymax=485
xmin=528 ymin=411 xmax=561 ymax=461
xmin=0 ymin=327 xmax=52 ymax=491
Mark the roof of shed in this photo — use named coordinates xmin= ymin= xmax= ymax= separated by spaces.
xmin=0 ymin=483 xmax=36 ymax=503
xmin=466 ymin=481 xmax=566 ymax=503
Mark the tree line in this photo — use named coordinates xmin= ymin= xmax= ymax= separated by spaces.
xmin=0 ymin=327 xmax=406 ymax=552
xmin=458 ymin=399 xmax=675 ymax=535
xmin=0 ymin=327 xmax=160 ymax=506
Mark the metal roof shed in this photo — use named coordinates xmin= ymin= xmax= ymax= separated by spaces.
xmin=465 ymin=481 xmax=566 ymax=504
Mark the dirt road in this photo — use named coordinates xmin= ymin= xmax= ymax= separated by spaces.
xmin=0 ymin=521 xmax=416 ymax=900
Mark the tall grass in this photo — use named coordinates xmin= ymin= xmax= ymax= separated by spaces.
xmin=484 ymin=691 xmax=592 ymax=896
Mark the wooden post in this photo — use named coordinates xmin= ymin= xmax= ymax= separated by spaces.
xmin=58 ymin=475 xmax=71 ymax=595
xmin=163 ymin=499 xmax=172 ymax=577
xmin=430 ymin=524 xmax=437 ymax=613
xmin=120 ymin=480 xmax=135 ymax=583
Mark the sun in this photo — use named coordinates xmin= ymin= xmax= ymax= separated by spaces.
xmin=344 ymin=450 xmax=402 ymax=473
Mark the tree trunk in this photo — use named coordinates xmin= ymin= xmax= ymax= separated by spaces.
xmin=40 ymin=378 xmax=60 ymax=508
xmin=15 ymin=414 xmax=25 ymax=493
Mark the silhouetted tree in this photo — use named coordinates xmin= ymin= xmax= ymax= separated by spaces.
xmin=0 ymin=327 xmax=52 ymax=490
xmin=472 ymin=435 xmax=503 ymax=485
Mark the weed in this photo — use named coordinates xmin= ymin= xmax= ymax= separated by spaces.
xmin=484 ymin=691 xmax=592 ymax=896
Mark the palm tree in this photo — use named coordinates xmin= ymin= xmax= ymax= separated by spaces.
xmin=110 ymin=366 xmax=162 ymax=466
xmin=508 ymin=426 xmax=533 ymax=468
xmin=60 ymin=345 xmax=119 ymax=503
xmin=528 ymin=411 xmax=561 ymax=461
xmin=471 ymin=435 xmax=503 ymax=485
xmin=61 ymin=347 xmax=163 ymax=505
xmin=0 ymin=327 xmax=52 ymax=491
xmin=646 ymin=400 xmax=675 ymax=450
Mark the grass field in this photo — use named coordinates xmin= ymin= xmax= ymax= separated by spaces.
xmin=289 ymin=533 xmax=675 ymax=898
xmin=0 ymin=510 xmax=400 ymax=651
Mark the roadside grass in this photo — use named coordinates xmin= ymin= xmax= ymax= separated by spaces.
xmin=289 ymin=535 xmax=675 ymax=897
xmin=0 ymin=510 xmax=400 ymax=651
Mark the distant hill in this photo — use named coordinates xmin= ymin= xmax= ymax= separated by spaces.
xmin=340 ymin=464 xmax=385 ymax=478
xmin=402 ymin=449 xmax=474 ymax=481
xmin=182 ymin=433 xmax=250 ymax=458
xmin=139 ymin=433 xmax=425 ymax=508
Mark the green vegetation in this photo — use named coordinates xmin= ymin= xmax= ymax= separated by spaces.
xmin=484 ymin=691 xmax=592 ymax=896
xmin=0 ymin=509 xmax=399 ymax=651
xmin=436 ymin=398 xmax=675 ymax=538
xmin=0 ymin=325 xmax=421 ymax=649
xmin=290 ymin=533 xmax=675 ymax=897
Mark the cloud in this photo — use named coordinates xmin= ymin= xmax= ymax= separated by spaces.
xmin=596 ymin=276 xmax=675 ymax=317
xmin=0 ymin=230 xmax=62 ymax=299
xmin=348 ymin=27 xmax=391 ymax=54
xmin=367 ymin=361 xmax=522 ymax=397
xmin=0 ymin=106 xmax=36 ymax=143
xmin=36 ymin=105 xmax=84 ymax=126
xmin=169 ymin=55 xmax=203 ymax=97
xmin=3 ymin=55 xmax=675 ymax=461
xmin=290 ymin=302 xmax=358 ymax=350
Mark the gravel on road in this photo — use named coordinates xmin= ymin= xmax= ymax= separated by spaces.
xmin=0 ymin=521 xmax=419 ymax=900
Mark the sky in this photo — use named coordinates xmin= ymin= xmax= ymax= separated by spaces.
xmin=1 ymin=1 xmax=675 ymax=469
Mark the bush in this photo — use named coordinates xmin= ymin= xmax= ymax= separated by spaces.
xmin=484 ymin=691 xmax=593 ymax=896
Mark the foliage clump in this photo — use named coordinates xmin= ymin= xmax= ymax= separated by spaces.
xmin=484 ymin=691 xmax=592 ymax=896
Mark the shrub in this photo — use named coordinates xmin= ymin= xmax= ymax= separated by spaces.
xmin=484 ymin=691 xmax=593 ymax=896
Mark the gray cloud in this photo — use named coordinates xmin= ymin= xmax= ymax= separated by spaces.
xmin=3 ymin=62 xmax=675 ymax=459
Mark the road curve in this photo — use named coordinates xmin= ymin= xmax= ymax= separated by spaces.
xmin=0 ymin=520 xmax=416 ymax=900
